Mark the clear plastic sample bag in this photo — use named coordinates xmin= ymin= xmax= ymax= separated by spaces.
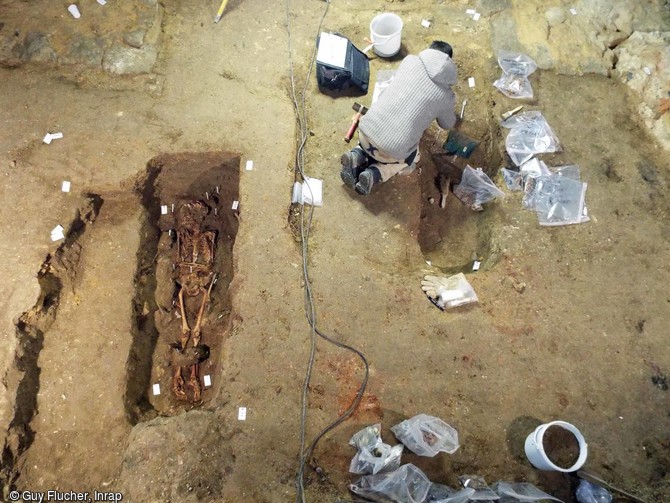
xmin=349 ymin=424 xmax=404 ymax=475
xmin=391 ymin=414 xmax=460 ymax=457
xmin=500 ymin=167 xmax=523 ymax=191
xmin=533 ymin=175 xmax=589 ymax=226
xmin=428 ymin=484 xmax=476 ymax=503
xmin=575 ymin=479 xmax=612 ymax=503
xmin=350 ymin=463 xmax=433 ymax=503
xmin=493 ymin=51 xmax=537 ymax=99
xmin=421 ymin=273 xmax=478 ymax=310
xmin=453 ymin=166 xmax=505 ymax=210
xmin=493 ymin=481 xmax=563 ymax=501
xmin=502 ymin=111 xmax=561 ymax=166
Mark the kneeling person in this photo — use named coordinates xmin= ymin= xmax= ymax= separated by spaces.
xmin=341 ymin=41 xmax=459 ymax=195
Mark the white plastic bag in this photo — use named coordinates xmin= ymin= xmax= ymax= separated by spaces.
xmin=575 ymin=480 xmax=612 ymax=503
xmin=350 ymin=424 xmax=382 ymax=451
xmin=390 ymin=414 xmax=459 ymax=457
xmin=534 ymin=176 xmax=589 ymax=226
xmin=453 ymin=166 xmax=505 ymax=210
xmin=421 ymin=273 xmax=478 ymax=310
xmin=493 ymin=481 xmax=563 ymax=501
xmin=428 ymin=485 xmax=476 ymax=503
xmin=493 ymin=51 xmax=537 ymax=99
xmin=521 ymin=163 xmax=589 ymax=226
xmin=372 ymin=69 xmax=396 ymax=104
xmin=520 ymin=158 xmax=551 ymax=182
xmin=291 ymin=177 xmax=323 ymax=206
xmin=500 ymin=168 xmax=523 ymax=191
xmin=459 ymin=475 xmax=499 ymax=500
xmin=350 ymin=443 xmax=404 ymax=475
xmin=502 ymin=111 xmax=561 ymax=166
xmin=350 ymin=463 xmax=432 ymax=503
xmin=349 ymin=424 xmax=404 ymax=475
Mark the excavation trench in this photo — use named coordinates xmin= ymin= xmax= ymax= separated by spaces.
xmin=0 ymin=195 xmax=103 ymax=496
xmin=126 ymin=152 xmax=240 ymax=422
xmin=418 ymin=112 xmax=505 ymax=274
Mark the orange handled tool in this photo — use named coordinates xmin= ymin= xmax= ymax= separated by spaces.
xmin=344 ymin=102 xmax=368 ymax=143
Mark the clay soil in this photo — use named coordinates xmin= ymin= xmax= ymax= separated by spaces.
xmin=1 ymin=1 xmax=669 ymax=502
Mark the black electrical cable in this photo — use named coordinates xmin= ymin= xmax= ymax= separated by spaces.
xmin=284 ymin=2 xmax=370 ymax=503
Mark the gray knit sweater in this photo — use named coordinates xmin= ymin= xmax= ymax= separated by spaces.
xmin=359 ymin=49 xmax=458 ymax=160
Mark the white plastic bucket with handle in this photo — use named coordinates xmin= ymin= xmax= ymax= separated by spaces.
xmin=524 ymin=420 xmax=588 ymax=472
xmin=369 ymin=13 xmax=403 ymax=57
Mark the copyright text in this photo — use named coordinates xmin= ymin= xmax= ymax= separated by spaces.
xmin=8 ymin=490 xmax=123 ymax=502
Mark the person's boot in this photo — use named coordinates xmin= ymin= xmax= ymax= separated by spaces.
xmin=355 ymin=166 xmax=382 ymax=196
xmin=340 ymin=147 xmax=368 ymax=189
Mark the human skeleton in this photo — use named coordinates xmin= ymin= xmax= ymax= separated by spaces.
xmin=171 ymin=200 xmax=216 ymax=402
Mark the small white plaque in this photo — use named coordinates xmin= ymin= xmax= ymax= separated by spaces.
xmin=246 ymin=160 xmax=254 ymax=171
xmin=466 ymin=8 xmax=476 ymax=15
xmin=61 ymin=181 xmax=71 ymax=192
xmin=473 ymin=12 xmax=481 ymax=21
xmin=473 ymin=261 xmax=481 ymax=271
xmin=468 ymin=77 xmax=475 ymax=88
xmin=643 ymin=67 xmax=652 ymax=75
xmin=204 ymin=375 xmax=212 ymax=387
xmin=570 ymin=8 xmax=577 ymax=15
xmin=421 ymin=19 xmax=431 ymax=28
xmin=238 ymin=406 xmax=247 ymax=420
xmin=161 ymin=205 xmax=168 ymax=215
xmin=68 ymin=4 xmax=81 ymax=18
xmin=232 ymin=200 xmax=239 ymax=210
xmin=43 ymin=132 xmax=63 ymax=144
xmin=51 ymin=225 xmax=65 ymax=241
xmin=96 ymin=0 xmax=106 ymax=4
xmin=152 ymin=383 xmax=161 ymax=395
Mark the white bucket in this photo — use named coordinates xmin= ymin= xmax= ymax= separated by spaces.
xmin=370 ymin=13 xmax=403 ymax=58
xmin=524 ymin=420 xmax=588 ymax=472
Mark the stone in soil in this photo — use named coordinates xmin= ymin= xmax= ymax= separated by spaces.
xmin=103 ymin=44 xmax=157 ymax=75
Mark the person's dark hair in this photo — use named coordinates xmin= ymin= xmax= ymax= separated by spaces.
xmin=430 ymin=41 xmax=453 ymax=58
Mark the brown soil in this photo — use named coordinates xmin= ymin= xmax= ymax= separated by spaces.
xmin=0 ymin=1 xmax=669 ymax=502
xmin=543 ymin=425 xmax=581 ymax=470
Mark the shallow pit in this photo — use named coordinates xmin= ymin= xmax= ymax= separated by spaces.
xmin=417 ymin=121 xmax=502 ymax=273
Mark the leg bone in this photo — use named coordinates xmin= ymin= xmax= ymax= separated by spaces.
xmin=178 ymin=287 xmax=191 ymax=349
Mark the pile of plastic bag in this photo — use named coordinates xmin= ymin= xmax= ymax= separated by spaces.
xmin=347 ymin=415 xmax=568 ymax=503
xmin=350 ymin=461 xmax=564 ymax=503
xmin=493 ymin=51 xmax=591 ymax=227
xmin=501 ymin=159 xmax=589 ymax=226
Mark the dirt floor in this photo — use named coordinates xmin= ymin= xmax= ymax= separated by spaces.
xmin=1 ymin=0 xmax=669 ymax=502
